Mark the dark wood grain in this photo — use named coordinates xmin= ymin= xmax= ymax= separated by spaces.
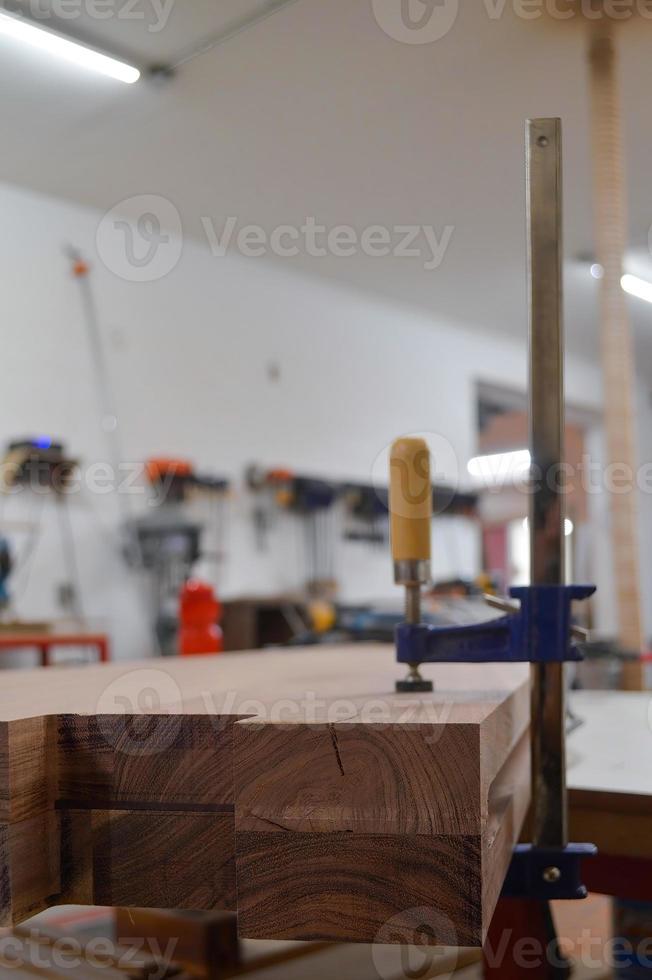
xmin=234 ymin=722 xmax=481 ymax=836
xmin=0 ymin=647 xmax=531 ymax=945
xmin=0 ymin=718 xmax=59 ymax=926
xmin=91 ymin=811 xmax=236 ymax=910
xmin=0 ymin=813 xmax=61 ymax=926
xmin=58 ymin=715 xmax=234 ymax=807
xmin=232 ymin=684 xmax=530 ymax=945
xmin=0 ymin=822 xmax=10 ymax=927
xmin=0 ymin=717 xmax=55 ymax=822
xmin=236 ymin=831 xmax=481 ymax=945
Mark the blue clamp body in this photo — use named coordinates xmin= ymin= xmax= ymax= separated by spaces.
xmin=394 ymin=582 xmax=598 ymax=902
xmin=501 ymin=843 xmax=597 ymax=900
xmin=396 ymin=584 xmax=596 ymax=665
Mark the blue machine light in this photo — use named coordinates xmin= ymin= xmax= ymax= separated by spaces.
xmin=33 ymin=436 xmax=53 ymax=450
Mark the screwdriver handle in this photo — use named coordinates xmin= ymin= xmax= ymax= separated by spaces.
xmin=389 ymin=438 xmax=432 ymax=587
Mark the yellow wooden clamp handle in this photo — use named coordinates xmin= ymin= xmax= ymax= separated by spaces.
xmin=389 ymin=437 xmax=432 ymax=563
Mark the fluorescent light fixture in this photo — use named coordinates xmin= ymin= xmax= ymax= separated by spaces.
xmin=621 ymin=273 xmax=652 ymax=304
xmin=0 ymin=10 xmax=140 ymax=83
xmin=467 ymin=449 xmax=531 ymax=486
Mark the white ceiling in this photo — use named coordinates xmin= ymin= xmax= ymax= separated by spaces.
xmin=2 ymin=0 xmax=652 ymax=372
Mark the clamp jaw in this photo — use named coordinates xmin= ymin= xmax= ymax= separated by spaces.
xmin=502 ymin=843 xmax=597 ymax=901
xmin=397 ymin=583 xmax=596 ymax=669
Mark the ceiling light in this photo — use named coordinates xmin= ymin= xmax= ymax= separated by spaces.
xmin=621 ymin=273 xmax=652 ymax=305
xmin=586 ymin=262 xmax=652 ymax=304
xmin=0 ymin=10 xmax=140 ymax=84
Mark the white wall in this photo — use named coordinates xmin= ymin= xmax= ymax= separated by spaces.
xmin=0 ymin=180 xmax=631 ymax=660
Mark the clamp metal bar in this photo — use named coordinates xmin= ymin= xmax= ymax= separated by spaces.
xmin=527 ymin=118 xmax=567 ymax=850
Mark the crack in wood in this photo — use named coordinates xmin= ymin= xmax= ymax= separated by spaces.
xmin=328 ymin=725 xmax=345 ymax=777
xmin=252 ymin=815 xmax=293 ymax=832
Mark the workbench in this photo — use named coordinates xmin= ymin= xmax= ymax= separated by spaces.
xmin=0 ymin=629 xmax=110 ymax=666
xmin=568 ymin=690 xmax=652 ymax=892
xmin=1 ymin=648 xmax=649 ymax=960
xmin=0 ymin=645 xmax=530 ymax=947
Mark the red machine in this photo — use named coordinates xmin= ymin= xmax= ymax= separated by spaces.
xmin=178 ymin=580 xmax=223 ymax=656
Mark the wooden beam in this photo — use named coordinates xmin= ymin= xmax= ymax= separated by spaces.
xmin=588 ymin=21 xmax=646 ymax=689
xmin=233 ymin=690 xmax=529 ymax=945
xmin=0 ymin=647 xmax=530 ymax=946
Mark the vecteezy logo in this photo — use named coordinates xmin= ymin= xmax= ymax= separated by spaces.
xmin=371 ymin=0 xmax=459 ymax=43
xmin=94 ymin=667 xmax=184 ymax=756
xmin=372 ymin=907 xmax=459 ymax=980
xmin=96 ymin=194 xmax=183 ymax=282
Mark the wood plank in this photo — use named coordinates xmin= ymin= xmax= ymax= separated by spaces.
xmin=569 ymin=789 xmax=652 ymax=860
xmin=233 ymin=682 xmax=529 ymax=945
xmin=15 ymin=915 xmax=185 ymax=980
xmin=114 ymin=907 xmax=241 ymax=978
xmin=57 ymin=715 xmax=235 ymax=808
xmin=89 ymin=811 xmax=236 ymax=910
xmin=0 ymin=646 xmax=530 ymax=946
xmin=0 ymin=932 xmax=154 ymax=980
xmin=0 ymin=717 xmax=56 ymax=823
xmin=0 ymin=716 xmax=60 ymax=925
xmin=236 ymin=831 xmax=479 ymax=944
xmin=0 ymin=812 xmax=61 ymax=926
xmin=57 ymin=807 xmax=237 ymax=910
xmin=0 ymin=647 xmax=528 ymax=721
xmin=567 ymin=689 xmax=652 ymax=859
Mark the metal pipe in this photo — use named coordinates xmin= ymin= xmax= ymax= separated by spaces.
xmin=526 ymin=118 xmax=568 ymax=849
